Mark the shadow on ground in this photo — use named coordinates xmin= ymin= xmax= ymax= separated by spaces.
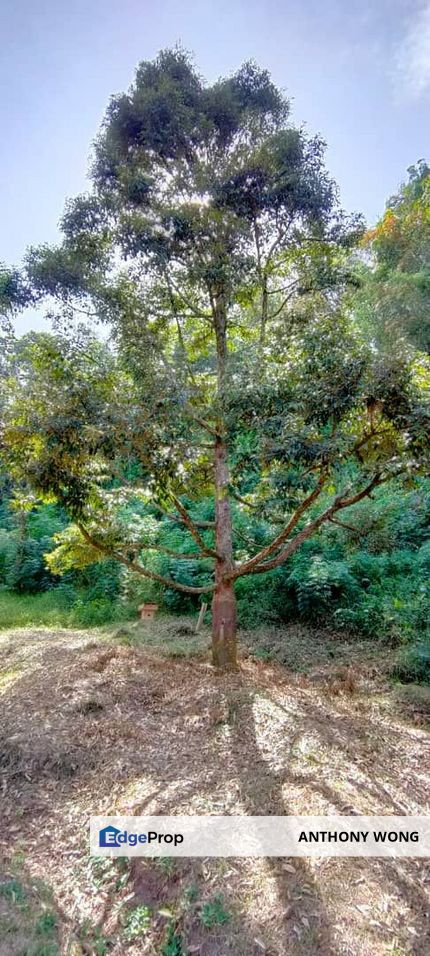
xmin=0 ymin=627 xmax=429 ymax=954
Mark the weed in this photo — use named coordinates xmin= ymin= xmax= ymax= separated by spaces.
xmin=78 ymin=919 xmax=110 ymax=955
xmin=385 ymin=944 xmax=408 ymax=956
xmin=199 ymin=894 xmax=230 ymax=929
xmin=392 ymin=641 xmax=430 ymax=685
xmin=35 ymin=911 xmax=57 ymax=934
xmin=26 ymin=942 xmax=59 ymax=956
xmin=0 ymin=878 xmax=27 ymax=903
xmin=123 ymin=905 xmax=152 ymax=941
xmin=0 ymin=915 xmax=19 ymax=934
xmin=161 ymin=923 xmax=185 ymax=956
xmin=0 ymin=591 xmax=135 ymax=631
xmin=0 ymin=665 xmax=21 ymax=689
xmin=183 ymin=883 xmax=199 ymax=905
xmin=114 ymin=868 xmax=130 ymax=891
xmin=87 ymin=856 xmax=116 ymax=889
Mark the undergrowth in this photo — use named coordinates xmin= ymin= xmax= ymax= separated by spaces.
xmin=0 ymin=590 xmax=135 ymax=630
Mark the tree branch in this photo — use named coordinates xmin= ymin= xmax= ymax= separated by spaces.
xmin=241 ymin=473 xmax=383 ymax=576
xmin=141 ymin=542 xmax=212 ymax=560
xmin=77 ymin=524 xmax=215 ymax=594
xmin=168 ymin=275 xmax=213 ymax=323
xmin=170 ymin=495 xmax=218 ymax=558
xmin=152 ymin=501 xmax=216 ymax=529
xmin=327 ymin=516 xmax=364 ymax=536
xmin=229 ymin=488 xmax=260 ymax=510
xmin=232 ymin=470 xmax=328 ymax=578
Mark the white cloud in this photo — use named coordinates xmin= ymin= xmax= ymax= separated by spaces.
xmin=398 ymin=2 xmax=430 ymax=96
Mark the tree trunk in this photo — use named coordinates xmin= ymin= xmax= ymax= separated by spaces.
xmin=212 ymin=292 xmax=238 ymax=669
xmin=212 ymin=435 xmax=237 ymax=668
xmin=212 ymin=576 xmax=237 ymax=668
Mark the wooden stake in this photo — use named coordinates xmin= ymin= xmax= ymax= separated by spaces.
xmin=196 ymin=602 xmax=208 ymax=633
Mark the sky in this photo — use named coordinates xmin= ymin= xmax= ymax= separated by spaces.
xmin=1 ymin=0 xmax=430 ymax=331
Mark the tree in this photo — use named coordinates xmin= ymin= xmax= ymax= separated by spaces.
xmin=363 ymin=160 xmax=430 ymax=353
xmin=2 ymin=51 xmax=429 ymax=667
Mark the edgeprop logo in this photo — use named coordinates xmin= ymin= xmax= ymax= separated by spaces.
xmin=99 ymin=825 xmax=184 ymax=848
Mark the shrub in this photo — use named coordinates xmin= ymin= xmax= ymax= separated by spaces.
xmin=392 ymin=641 xmax=430 ymax=685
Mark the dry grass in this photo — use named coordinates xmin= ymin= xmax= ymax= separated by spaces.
xmin=0 ymin=624 xmax=429 ymax=955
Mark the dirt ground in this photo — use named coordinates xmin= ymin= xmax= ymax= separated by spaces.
xmin=0 ymin=623 xmax=429 ymax=956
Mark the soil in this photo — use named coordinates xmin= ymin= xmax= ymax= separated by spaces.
xmin=0 ymin=624 xmax=429 ymax=955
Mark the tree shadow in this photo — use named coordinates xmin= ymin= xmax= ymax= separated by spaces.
xmin=222 ymin=680 xmax=340 ymax=955
xmin=222 ymin=675 xmax=430 ymax=955
xmin=1 ymin=632 xmax=429 ymax=953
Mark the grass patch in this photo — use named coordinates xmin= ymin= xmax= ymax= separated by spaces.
xmin=394 ymin=683 xmax=430 ymax=717
xmin=199 ymin=894 xmax=230 ymax=929
xmin=77 ymin=919 xmax=110 ymax=955
xmin=0 ymin=869 xmax=60 ymax=956
xmin=392 ymin=641 xmax=430 ymax=685
xmin=161 ymin=923 xmax=185 ymax=955
xmin=0 ymin=591 xmax=135 ymax=631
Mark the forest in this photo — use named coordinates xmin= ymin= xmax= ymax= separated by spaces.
xmin=0 ymin=48 xmax=429 ymax=956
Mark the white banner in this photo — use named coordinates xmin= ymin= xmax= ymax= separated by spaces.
xmin=90 ymin=816 xmax=430 ymax=857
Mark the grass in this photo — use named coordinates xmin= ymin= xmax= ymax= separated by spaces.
xmin=199 ymin=894 xmax=231 ymax=928
xmin=0 ymin=871 xmax=60 ymax=956
xmin=0 ymin=590 xmax=135 ymax=630
xmin=161 ymin=923 xmax=185 ymax=956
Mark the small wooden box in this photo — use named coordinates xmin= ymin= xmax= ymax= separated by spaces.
xmin=138 ymin=603 xmax=159 ymax=620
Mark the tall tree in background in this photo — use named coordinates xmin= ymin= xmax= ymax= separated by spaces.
xmin=3 ymin=51 xmax=429 ymax=667
xmin=364 ymin=161 xmax=430 ymax=353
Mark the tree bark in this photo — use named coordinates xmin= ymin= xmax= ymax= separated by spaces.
xmin=212 ymin=436 xmax=237 ymax=668
xmin=212 ymin=292 xmax=238 ymax=669
xmin=212 ymin=575 xmax=237 ymax=668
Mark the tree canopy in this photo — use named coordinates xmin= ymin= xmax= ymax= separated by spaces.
xmin=363 ymin=160 xmax=430 ymax=353
xmin=2 ymin=50 xmax=430 ymax=667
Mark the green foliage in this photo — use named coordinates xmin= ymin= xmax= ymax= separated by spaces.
xmin=392 ymin=642 xmax=430 ymax=685
xmin=0 ymin=870 xmax=59 ymax=956
xmin=0 ymin=496 xmax=65 ymax=594
xmin=0 ymin=590 xmax=134 ymax=630
xmin=123 ymin=905 xmax=152 ymax=940
xmin=286 ymin=552 xmax=359 ymax=618
xmin=78 ymin=919 xmax=110 ymax=955
xmin=363 ymin=161 xmax=430 ymax=353
xmin=161 ymin=923 xmax=185 ymax=956
xmin=199 ymin=894 xmax=230 ymax=928
xmin=45 ymin=524 xmax=106 ymax=574
xmin=35 ymin=912 xmax=57 ymax=934
xmin=235 ymin=569 xmax=286 ymax=627
xmin=0 ymin=879 xmax=27 ymax=903
xmin=0 ymin=263 xmax=31 ymax=322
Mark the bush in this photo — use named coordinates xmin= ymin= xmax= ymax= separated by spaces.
xmin=286 ymin=553 xmax=359 ymax=620
xmin=235 ymin=570 xmax=287 ymax=627
xmin=392 ymin=641 xmax=430 ymax=685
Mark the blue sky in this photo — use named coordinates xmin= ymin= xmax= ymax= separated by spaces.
xmin=2 ymin=0 xmax=430 ymax=330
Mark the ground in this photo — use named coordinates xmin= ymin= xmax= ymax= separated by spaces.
xmin=0 ymin=621 xmax=429 ymax=956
